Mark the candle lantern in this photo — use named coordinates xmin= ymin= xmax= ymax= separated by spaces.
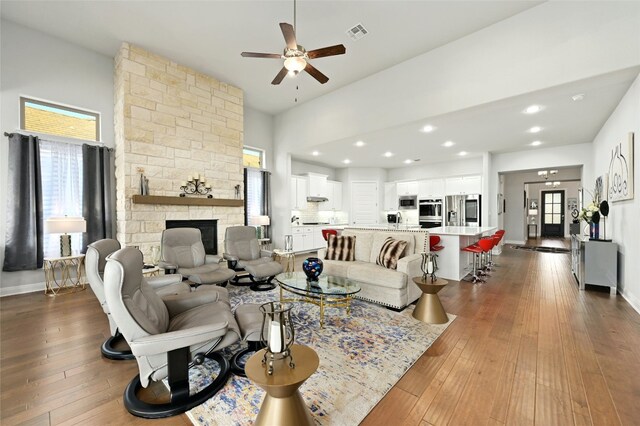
xmin=420 ymin=252 xmax=439 ymax=283
xmin=259 ymin=301 xmax=296 ymax=375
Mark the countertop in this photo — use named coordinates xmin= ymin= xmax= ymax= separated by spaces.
xmin=429 ymin=226 xmax=497 ymax=236
xmin=291 ymin=223 xmax=348 ymax=228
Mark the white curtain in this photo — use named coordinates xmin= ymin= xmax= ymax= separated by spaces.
xmin=39 ymin=140 xmax=84 ymax=256
xmin=245 ymin=168 xmax=264 ymax=220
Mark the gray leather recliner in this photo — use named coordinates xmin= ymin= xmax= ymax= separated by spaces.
xmin=104 ymin=247 xmax=240 ymax=418
xmin=86 ymin=239 xmax=189 ymax=360
xmin=159 ymin=228 xmax=236 ymax=286
xmin=224 ymin=226 xmax=283 ymax=291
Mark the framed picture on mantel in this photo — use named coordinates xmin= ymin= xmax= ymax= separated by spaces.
xmin=608 ymin=132 xmax=634 ymax=202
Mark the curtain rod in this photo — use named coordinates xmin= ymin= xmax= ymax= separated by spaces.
xmin=5 ymin=131 xmax=112 ymax=150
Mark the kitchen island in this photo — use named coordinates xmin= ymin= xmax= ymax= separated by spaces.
xmin=429 ymin=226 xmax=497 ymax=281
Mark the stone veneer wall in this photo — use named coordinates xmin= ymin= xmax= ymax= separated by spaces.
xmin=114 ymin=43 xmax=244 ymax=259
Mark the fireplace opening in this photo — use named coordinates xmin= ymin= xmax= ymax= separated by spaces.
xmin=165 ymin=219 xmax=218 ymax=255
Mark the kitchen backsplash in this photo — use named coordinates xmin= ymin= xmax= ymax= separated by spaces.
xmin=292 ymin=202 xmax=348 ymax=225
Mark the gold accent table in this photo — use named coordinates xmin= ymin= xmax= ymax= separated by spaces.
xmin=411 ymin=277 xmax=449 ymax=324
xmin=245 ymin=344 xmax=319 ymax=426
xmin=142 ymin=266 xmax=160 ymax=277
xmin=272 ymin=249 xmax=295 ymax=272
xmin=43 ymin=254 xmax=86 ymax=296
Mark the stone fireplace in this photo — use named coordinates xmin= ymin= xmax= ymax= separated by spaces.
xmin=113 ymin=43 xmax=244 ymax=260
xmin=165 ymin=219 xmax=218 ymax=255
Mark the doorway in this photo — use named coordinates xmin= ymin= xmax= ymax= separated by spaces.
xmin=541 ymin=190 xmax=564 ymax=237
xmin=351 ymin=181 xmax=378 ymax=225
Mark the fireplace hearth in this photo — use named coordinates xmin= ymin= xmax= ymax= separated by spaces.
xmin=165 ymin=219 xmax=218 ymax=255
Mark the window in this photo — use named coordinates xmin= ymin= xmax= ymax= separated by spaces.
xmin=243 ymin=147 xmax=265 ymax=169
xmin=21 ymin=97 xmax=100 ymax=142
xmin=245 ymin=168 xmax=265 ymax=220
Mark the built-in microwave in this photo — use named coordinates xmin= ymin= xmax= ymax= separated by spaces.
xmin=398 ymin=195 xmax=417 ymax=210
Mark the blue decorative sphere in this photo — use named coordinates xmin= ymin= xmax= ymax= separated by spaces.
xmin=302 ymin=257 xmax=323 ymax=281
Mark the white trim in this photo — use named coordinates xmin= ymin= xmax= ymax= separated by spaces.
xmin=620 ymin=288 xmax=640 ymax=315
xmin=505 ymin=239 xmax=526 ymax=245
xmin=0 ymin=281 xmax=46 ymax=297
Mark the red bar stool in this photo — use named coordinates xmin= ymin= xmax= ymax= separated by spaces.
xmin=322 ymin=229 xmax=338 ymax=241
xmin=430 ymin=235 xmax=444 ymax=252
xmin=477 ymin=237 xmax=495 ymax=274
xmin=461 ymin=243 xmax=484 ymax=283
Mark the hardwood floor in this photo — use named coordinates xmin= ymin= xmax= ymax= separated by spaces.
xmin=2 ymin=240 xmax=639 ymax=425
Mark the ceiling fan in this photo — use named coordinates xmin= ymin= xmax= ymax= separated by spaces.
xmin=241 ymin=0 xmax=346 ymax=85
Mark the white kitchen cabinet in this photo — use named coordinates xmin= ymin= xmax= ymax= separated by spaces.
xmin=321 ymin=181 xmax=343 ymax=211
xmin=418 ymin=179 xmax=445 ymax=199
xmin=445 ymin=176 xmax=481 ymax=195
xmin=397 ymin=181 xmax=418 ymax=196
xmin=306 ymin=173 xmax=328 ymax=198
xmin=313 ymin=228 xmax=326 ymax=249
xmin=291 ymin=226 xmax=315 ymax=251
xmin=290 ymin=176 xmax=308 ymax=209
xmin=384 ymin=182 xmax=398 ymax=211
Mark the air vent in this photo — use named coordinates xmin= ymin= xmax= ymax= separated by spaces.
xmin=346 ymin=23 xmax=368 ymax=41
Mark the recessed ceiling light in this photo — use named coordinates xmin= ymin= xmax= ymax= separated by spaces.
xmin=458 ymin=151 xmax=468 ymax=156
xmin=343 ymin=159 xmax=352 ymax=164
xmin=404 ymin=159 xmax=413 ymax=164
xmin=528 ymin=126 xmax=542 ymax=133
xmin=442 ymin=141 xmax=455 ymax=147
xmin=354 ymin=140 xmax=365 ymax=147
xmin=383 ymin=151 xmax=394 ymax=157
xmin=311 ymin=151 xmax=320 ymax=156
xmin=524 ymin=105 xmax=542 ymax=114
xmin=530 ymin=140 xmax=542 ymax=146
xmin=421 ymin=124 xmax=435 ymax=133
xmin=572 ymin=93 xmax=585 ymax=101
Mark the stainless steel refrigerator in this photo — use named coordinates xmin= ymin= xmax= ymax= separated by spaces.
xmin=445 ymin=194 xmax=482 ymax=226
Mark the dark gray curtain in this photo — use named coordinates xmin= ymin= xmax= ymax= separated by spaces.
xmin=82 ymin=144 xmax=115 ymax=252
xmin=261 ymin=170 xmax=272 ymax=239
xmin=3 ymin=133 xmax=44 ymax=271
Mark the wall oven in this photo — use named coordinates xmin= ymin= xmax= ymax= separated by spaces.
xmin=398 ymin=195 xmax=417 ymax=210
xmin=419 ymin=199 xmax=443 ymax=221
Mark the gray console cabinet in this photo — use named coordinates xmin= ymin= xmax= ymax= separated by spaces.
xmin=571 ymin=235 xmax=617 ymax=295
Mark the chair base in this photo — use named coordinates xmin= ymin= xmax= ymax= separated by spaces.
xmin=101 ymin=332 xmax=135 ymax=361
xmin=249 ymin=275 xmax=276 ymax=292
xmin=123 ymin=352 xmax=231 ymax=419
xmin=230 ymin=341 xmax=265 ymax=377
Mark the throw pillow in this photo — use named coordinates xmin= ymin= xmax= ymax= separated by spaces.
xmin=376 ymin=237 xmax=408 ymax=270
xmin=325 ymin=235 xmax=356 ymax=261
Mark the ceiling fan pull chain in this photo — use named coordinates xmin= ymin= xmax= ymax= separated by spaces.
xmin=293 ymin=0 xmax=297 ymax=34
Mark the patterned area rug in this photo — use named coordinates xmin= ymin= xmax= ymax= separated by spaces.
xmin=186 ymin=284 xmax=455 ymax=426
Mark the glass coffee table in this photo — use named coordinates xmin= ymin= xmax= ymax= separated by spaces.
xmin=275 ymin=272 xmax=362 ymax=328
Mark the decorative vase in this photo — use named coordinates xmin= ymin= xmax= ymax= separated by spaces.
xmin=302 ymin=257 xmax=323 ymax=281
xmin=590 ymin=223 xmax=599 ymax=240
xmin=284 ymin=235 xmax=293 ymax=252
xmin=259 ymin=301 xmax=295 ymax=375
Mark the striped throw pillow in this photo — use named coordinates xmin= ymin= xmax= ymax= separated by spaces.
xmin=376 ymin=237 xmax=408 ymax=270
xmin=325 ymin=235 xmax=356 ymax=261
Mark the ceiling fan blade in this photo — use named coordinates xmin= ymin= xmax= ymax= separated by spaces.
xmin=271 ymin=67 xmax=289 ymax=85
xmin=241 ymin=52 xmax=282 ymax=59
xmin=304 ymin=63 xmax=329 ymax=84
xmin=280 ymin=22 xmax=298 ymax=50
xmin=307 ymin=44 xmax=346 ymax=59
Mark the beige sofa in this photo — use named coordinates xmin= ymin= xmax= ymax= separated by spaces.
xmin=317 ymin=227 xmax=429 ymax=310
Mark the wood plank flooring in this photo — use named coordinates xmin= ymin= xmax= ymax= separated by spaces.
xmin=2 ymin=239 xmax=639 ymax=425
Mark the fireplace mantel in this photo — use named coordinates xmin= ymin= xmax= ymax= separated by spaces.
xmin=132 ymin=195 xmax=243 ymax=207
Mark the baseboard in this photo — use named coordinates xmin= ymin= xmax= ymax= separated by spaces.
xmin=0 ymin=281 xmax=46 ymax=297
xmin=619 ymin=288 xmax=640 ymax=315
xmin=505 ymin=239 xmax=526 ymax=245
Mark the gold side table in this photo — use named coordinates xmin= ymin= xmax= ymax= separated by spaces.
xmin=412 ymin=277 xmax=449 ymax=324
xmin=273 ymin=249 xmax=295 ymax=272
xmin=43 ymin=254 xmax=86 ymax=296
xmin=245 ymin=344 xmax=319 ymax=426
xmin=142 ymin=266 xmax=160 ymax=277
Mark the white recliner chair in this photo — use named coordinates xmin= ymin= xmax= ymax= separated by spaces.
xmin=104 ymin=247 xmax=241 ymax=418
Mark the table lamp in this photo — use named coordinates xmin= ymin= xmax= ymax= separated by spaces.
xmin=45 ymin=216 xmax=87 ymax=257
xmin=249 ymin=215 xmax=270 ymax=239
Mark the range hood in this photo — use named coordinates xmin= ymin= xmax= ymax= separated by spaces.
xmin=307 ymin=196 xmax=328 ymax=202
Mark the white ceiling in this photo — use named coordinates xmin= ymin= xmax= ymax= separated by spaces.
xmin=0 ymin=1 xmax=541 ymax=114
xmin=290 ymin=67 xmax=640 ymax=169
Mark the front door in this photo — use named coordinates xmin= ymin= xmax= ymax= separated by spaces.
xmin=541 ymin=190 xmax=564 ymax=237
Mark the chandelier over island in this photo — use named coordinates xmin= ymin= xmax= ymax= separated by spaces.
xmin=180 ymin=173 xmax=212 ymax=198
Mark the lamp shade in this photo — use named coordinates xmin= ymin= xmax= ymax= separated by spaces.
xmin=249 ymin=215 xmax=271 ymax=226
xmin=45 ymin=217 xmax=86 ymax=234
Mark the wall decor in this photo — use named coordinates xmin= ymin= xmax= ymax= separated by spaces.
xmin=608 ymin=132 xmax=634 ymax=202
xmin=594 ymin=173 xmax=608 ymax=204
xmin=529 ymin=199 xmax=538 ymax=210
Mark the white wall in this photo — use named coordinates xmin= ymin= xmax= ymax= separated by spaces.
xmin=1 ymin=20 xmax=114 ymax=294
xmin=386 ymin=157 xmax=482 ymax=181
xmin=589 ymin=74 xmax=640 ymax=313
xmin=244 ymin=106 xmax=273 ymax=170
xmin=291 ymin=160 xmax=337 ymax=181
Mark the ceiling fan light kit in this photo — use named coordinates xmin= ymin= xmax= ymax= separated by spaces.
xmin=241 ymin=0 xmax=346 ymax=85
